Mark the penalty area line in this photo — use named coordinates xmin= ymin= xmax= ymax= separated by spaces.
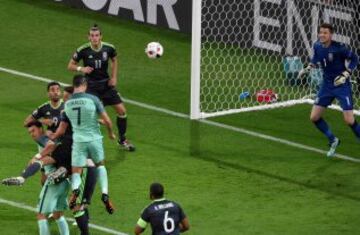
xmin=0 ymin=197 xmax=128 ymax=235
xmin=0 ymin=66 xmax=359 ymax=163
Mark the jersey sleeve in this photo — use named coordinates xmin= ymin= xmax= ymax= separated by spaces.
xmin=137 ymin=208 xmax=150 ymax=228
xmin=36 ymin=135 xmax=51 ymax=148
xmin=92 ymin=96 xmax=105 ymax=114
xmin=32 ymin=105 xmax=46 ymax=119
xmin=60 ymin=111 xmax=71 ymax=124
xmin=178 ymin=204 xmax=186 ymax=221
xmin=109 ymin=46 xmax=117 ymax=58
xmin=72 ymin=49 xmax=83 ymax=62
xmin=342 ymin=45 xmax=359 ymax=71
xmin=310 ymin=43 xmax=320 ymax=65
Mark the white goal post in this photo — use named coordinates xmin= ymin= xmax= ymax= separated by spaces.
xmin=191 ymin=0 xmax=360 ymax=119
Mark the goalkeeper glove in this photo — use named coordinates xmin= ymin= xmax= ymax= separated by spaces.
xmin=334 ymin=70 xmax=351 ymax=86
xmin=298 ymin=65 xmax=313 ymax=79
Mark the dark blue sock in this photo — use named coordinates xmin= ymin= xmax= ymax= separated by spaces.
xmin=350 ymin=121 xmax=360 ymax=138
xmin=21 ymin=161 xmax=42 ymax=179
xmin=313 ymin=118 xmax=335 ymax=142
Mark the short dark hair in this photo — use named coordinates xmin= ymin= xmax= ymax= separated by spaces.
xmin=72 ymin=75 xmax=87 ymax=88
xmin=25 ymin=121 xmax=42 ymax=128
xmin=47 ymin=81 xmax=61 ymax=91
xmin=150 ymin=182 xmax=164 ymax=199
xmin=320 ymin=23 xmax=334 ymax=33
xmin=64 ymin=86 xmax=74 ymax=94
xmin=89 ymin=23 xmax=101 ymax=35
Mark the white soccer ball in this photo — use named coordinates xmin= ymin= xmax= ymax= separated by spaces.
xmin=145 ymin=42 xmax=164 ymax=59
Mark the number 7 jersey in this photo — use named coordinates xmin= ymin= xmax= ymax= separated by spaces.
xmin=63 ymin=92 xmax=105 ymax=142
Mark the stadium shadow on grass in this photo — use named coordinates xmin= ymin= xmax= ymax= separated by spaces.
xmin=187 ymin=120 xmax=360 ymax=202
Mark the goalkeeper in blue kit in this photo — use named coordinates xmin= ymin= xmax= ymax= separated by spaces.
xmin=299 ymin=23 xmax=359 ymax=157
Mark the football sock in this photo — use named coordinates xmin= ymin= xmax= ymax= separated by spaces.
xmin=350 ymin=121 xmax=360 ymax=138
xmin=96 ymin=165 xmax=108 ymax=195
xmin=74 ymin=210 xmax=89 ymax=235
xmin=21 ymin=161 xmax=42 ymax=179
xmin=56 ymin=216 xmax=69 ymax=235
xmin=72 ymin=173 xmax=81 ymax=191
xmin=313 ymin=118 xmax=336 ymax=142
xmin=38 ymin=219 xmax=50 ymax=235
xmin=117 ymin=114 xmax=127 ymax=142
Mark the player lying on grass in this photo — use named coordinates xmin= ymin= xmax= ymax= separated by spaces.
xmin=51 ymin=75 xmax=116 ymax=214
xmin=299 ymin=23 xmax=359 ymax=157
xmin=2 ymin=121 xmax=70 ymax=235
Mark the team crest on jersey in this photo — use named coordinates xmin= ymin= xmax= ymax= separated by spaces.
xmin=88 ymin=55 xmax=93 ymax=59
xmin=328 ymin=53 xmax=334 ymax=62
xmin=102 ymin=51 xmax=108 ymax=61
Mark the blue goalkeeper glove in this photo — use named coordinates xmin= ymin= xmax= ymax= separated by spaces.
xmin=334 ymin=70 xmax=351 ymax=86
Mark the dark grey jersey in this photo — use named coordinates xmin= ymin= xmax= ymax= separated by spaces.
xmin=31 ymin=101 xmax=64 ymax=133
xmin=72 ymin=42 xmax=117 ymax=84
xmin=138 ymin=199 xmax=186 ymax=235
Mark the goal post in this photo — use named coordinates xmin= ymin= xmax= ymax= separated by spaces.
xmin=190 ymin=0 xmax=360 ymax=119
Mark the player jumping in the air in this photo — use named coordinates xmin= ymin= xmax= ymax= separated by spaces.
xmin=299 ymin=23 xmax=359 ymax=157
xmin=67 ymin=24 xmax=135 ymax=151
xmin=51 ymin=75 xmax=116 ymax=214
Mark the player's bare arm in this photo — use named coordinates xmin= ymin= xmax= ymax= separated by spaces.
xmin=179 ymin=217 xmax=190 ymax=232
xmin=99 ymin=111 xmax=116 ymax=139
xmin=108 ymin=56 xmax=118 ymax=87
xmin=134 ymin=225 xmax=144 ymax=235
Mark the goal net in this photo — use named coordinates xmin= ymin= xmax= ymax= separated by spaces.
xmin=191 ymin=0 xmax=360 ymax=119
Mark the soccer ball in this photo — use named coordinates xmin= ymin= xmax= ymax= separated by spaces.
xmin=145 ymin=42 xmax=164 ymax=59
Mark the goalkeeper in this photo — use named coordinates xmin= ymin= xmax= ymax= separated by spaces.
xmin=299 ymin=23 xmax=359 ymax=157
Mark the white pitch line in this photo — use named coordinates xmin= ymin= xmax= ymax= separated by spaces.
xmin=0 ymin=66 xmax=359 ymax=163
xmin=0 ymin=197 xmax=128 ymax=235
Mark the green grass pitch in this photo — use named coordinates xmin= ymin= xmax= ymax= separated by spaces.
xmin=0 ymin=0 xmax=360 ymax=234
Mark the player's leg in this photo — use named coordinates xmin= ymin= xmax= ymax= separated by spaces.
xmin=310 ymin=105 xmax=336 ymax=143
xmin=37 ymin=214 xmax=50 ymax=235
xmin=2 ymin=157 xmax=55 ymax=186
xmin=37 ymin=182 xmax=57 ymax=235
xmin=337 ymin=88 xmax=360 ymax=139
xmin=70 ymin=142 xmax=88 ymax=208
xmin=73 ymin=163 xmax=96 ymax=234
xmin=102 ymin=88 xmax=135 ymax=151
xmin=344 ymin=110 xmax=360 ymax=138
xmin=53 ymin=211 xmax=69 ymax=235
xmin=88 ymin=140 xmax=115 ymax=214
xmin=311 ymin=86 xmax=338 ymax=149
xmin=74 ymin=208 xmax=90 ymax=235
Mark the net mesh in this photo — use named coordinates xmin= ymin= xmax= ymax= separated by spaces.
xmin=199 ymin=0 xmax=360 ymax=116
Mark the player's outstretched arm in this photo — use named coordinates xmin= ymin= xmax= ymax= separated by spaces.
xmin=99 ymin=112 xmax=116 ymax=140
